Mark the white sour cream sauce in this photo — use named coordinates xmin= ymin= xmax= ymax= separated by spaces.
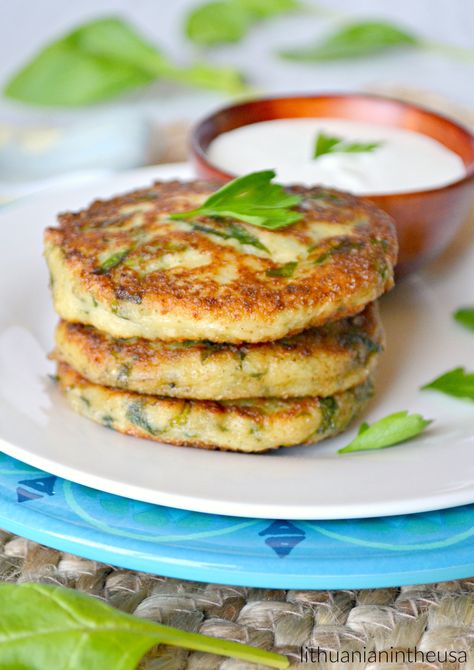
xmin=208 ymin=118 xmax=466 ymax=195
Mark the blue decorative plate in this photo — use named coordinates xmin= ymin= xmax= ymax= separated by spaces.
xmin=2 ymin=452 xmax=474 ymax=589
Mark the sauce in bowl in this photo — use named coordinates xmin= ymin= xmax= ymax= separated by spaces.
xmin=208 ymin=118 xmax=466 ymax=195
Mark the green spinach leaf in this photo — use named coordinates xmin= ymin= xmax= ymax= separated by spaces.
xmin=280 ymin=20 xmax=418 ymax=61
xmin=185 ymin=0 xmax=301 ymax=46
xmin=5 ymin=17 xmax=246 ymax=106
xmin=0 ymin=583 xmax=288 ymax=669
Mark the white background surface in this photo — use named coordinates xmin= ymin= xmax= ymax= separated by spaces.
xmin=0 ymin=0 xmax=473 ymax=126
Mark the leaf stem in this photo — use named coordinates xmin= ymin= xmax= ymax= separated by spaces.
xmin=421 ymin=39 xmax=474 ymax=62
xmin=306 ymin=3 xmax=347 ymax=19
xmin=150 ymin=622 xmax=289 ymax=668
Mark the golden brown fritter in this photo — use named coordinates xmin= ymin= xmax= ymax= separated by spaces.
xmin=45 ymin=180 xmax=397 ymax=343
xmin=57 ymin=362 xmax=374 ymax=453
xmin=53 ymin=303 xmax=383 ymax=399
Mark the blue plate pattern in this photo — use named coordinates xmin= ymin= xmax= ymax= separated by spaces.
xmin=2 ymin=452 xmax=474 ymax=588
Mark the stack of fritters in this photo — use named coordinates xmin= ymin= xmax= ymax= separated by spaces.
xmin=44 ymin=181 xmax=397 ymax=453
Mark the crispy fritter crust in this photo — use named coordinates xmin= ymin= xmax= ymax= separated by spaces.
xmin=57 ymin=362 xmax=374 ymax=453
xmin=53 ymin=303 xmax=383 ymax=399
xmin=45 ymin=180 xmax=397 ymax=343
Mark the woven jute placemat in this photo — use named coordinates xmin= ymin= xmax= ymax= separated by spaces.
xmin=2 ymin=530 xmax=474 ymax=668
xmin=4 ymin=88 xmax=474 ymax=667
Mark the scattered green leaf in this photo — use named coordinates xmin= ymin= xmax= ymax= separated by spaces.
xmin=312 ymin=239 xmax=363 ymax=264
xmin=169 ymin=403 xmax=192 ymax=428
xmin=199 ymin=341 xmax=229 ymax=361
xmin=126 ymin=401 xmax=158 ymax=435
xmin=185 ymin=1 xmax=252 ymax=46
xmin=338 ymin=141 xmax=381 ymax=153
xmin=171 ymin=170 xmax=303 ymax=230
xmin=102 ymin=414 xmax=115 ymax=428
xmin=191 ymin=221 xmax=270 ymax=253
xmin=116 ymin=363 xmax=132 ymax=383
xmin=240 ymin=0 xmax=302 ymax=17
xmin=280 ymin=20 xmax=419 ymax=61
xmin=454 ymin=307 xmax=474 ymax=332
xmin=314 ymin=251 xmax=330 ymax=265
xmin=223 ymin=221 xmax=271 ymax=250
xmin=166 ymin=61 xmax=246 ymax=94
xmin=338 ymin=332 xmax=382 ymax=355
xmin=371 ymin=237 xmax=389 ymax=252
xmin=185 ymin=0 xmax=301 ymax=46
xmin=4 ymin=16 xmax=247 ymax=106
xmin=318 ymin=396 xmax=338 ymax=434
xmin=313 ymin=133 xmax=342 ymax=157
xmin=0 ymin=584 xmax=289 ymax=669
xmin=313 ymin=131 xmax=381 ymax=158
xmin=421 ymin=367 xmax=474 ymax=401
xmin=338 ymin=411 xmax=432 ymax=453
xmin=266 ymin=261 xmax=297 ymax=277
xmin=94 ymin=249 xmax=130 ymax=275
xmin=79 ymin=395 xmax=91 ymax=408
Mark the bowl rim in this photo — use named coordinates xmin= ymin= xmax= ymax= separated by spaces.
xmin=191 ymin=91 xmax=474 ymax=200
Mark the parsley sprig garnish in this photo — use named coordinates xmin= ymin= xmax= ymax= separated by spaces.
xmin=170 ymin=170 xmax=303 ymax=229
xmin=454 ymin=307 xmax=474 ymax=332
xmin=420 ymin=312 xmax=474 ymax=399
xmin=313 ymin=132 xmax=382 ymax=159
xmin=421 ymin=367 xmax=474 ymax=401
xmin=338 ymin=411 xmax=432 ymax=454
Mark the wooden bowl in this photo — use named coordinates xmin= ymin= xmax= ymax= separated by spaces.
xmin=190 ymin=94 xmax=474 ymax=276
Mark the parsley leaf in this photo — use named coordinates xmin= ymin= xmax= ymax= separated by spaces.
xmin=421 ymin=367 xmax=474 ymax=401
xmin=171 ymin=170 xmax=303 ymax=229
xmin=313 ymin=133 xmax=342 ymax=157
xmin=280 ymin=20 xmax=419 ymax=61
xmin=266 ymin=261 xmax=297 ymax=277
xmin=185 ymin=0 xmax=301 ymax=47
xmin=313 ymin=132 xmax=381 ymax=159
xmin=4 ymin=17 xmax=247 ymax=106
xmin=126 ymin=401 xmax=158 ymax=435
xmin=337 ymin=141 xmax=381 ymax=153
xmin=0 ymin=583 xmax=288 ymax=669
xmin=312 ymin=239 xmax=363 ymax=264
xmin=94 ymin=248 xmax=130 ymax=275
xmin=191 ymin=221 xmax=270 ymax=253
xmin=318 ymin=396 xmax=338 ymax=434
xmin=454 ymin=307 xmax=474 ymax=332
xmin=338 ymin=411 xmax=432 ymax=454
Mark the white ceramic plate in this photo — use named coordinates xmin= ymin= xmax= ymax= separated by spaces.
xmin=1 ymin=163 xmax=474 ymax=520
